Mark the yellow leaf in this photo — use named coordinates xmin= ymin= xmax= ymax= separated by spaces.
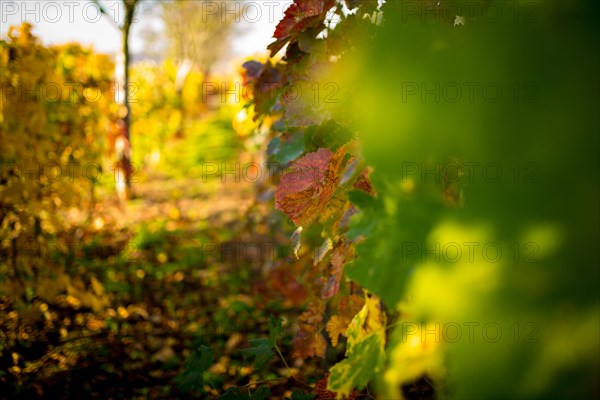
xmin=327 ymin=293 xmax=388 ymax=398
xmin=157 ymin=252 xmax=168 ymax=263
xmin=383 ymin=321 xmax=445 ymax=399
xmin=65 ymin=295 xmax=81 ymax=308
xmin=90 ymin=277 xmax=104 ymax=296
xmin=86 ymin=318 xmax=105 ymax=331
xmin=346 ymin=293 xmax=387 ymax=352
xmin=326 ymin=316 xmax=344 ymax=347
xmin=168 ymin=207 xmax=180 ymax=219
xmin=117 ymin=306 xmax=129 ymax=319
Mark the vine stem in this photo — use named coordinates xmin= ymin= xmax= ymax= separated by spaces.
xmin=274 ymin=344 xmax=313 ymax=389
xmin=274 ymin=344 xmax=291 ymax=374
xmin=386 ymin=322 xmax=399 ymax=331
xmin=207 ymin=378 xmax=217 ymax=391
xmin=241 ymin=377 xmax=287 ymax=388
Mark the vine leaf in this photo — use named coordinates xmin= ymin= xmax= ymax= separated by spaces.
xmin=325 ymin=288 xmax=364 ymax=347
xmin=277 ymin=148 xmax=333 ymax=200
xmin=174 ymin=345 xmax=214 ymax=392
xmin=240 ymin=315 xmax=283 ymax=369
xmin=241 ymin=60 xmax=263 ymax=81
xmin=267 ymin=131 xmax=305 ymax=165
xmin=384 ymin=321 xmax=444 ymax=398
xmin=268 ymin=0 xmax=336 ymax=56
xmin=292 ymin=328 xmax=327 ymax=359
xmin=346 ymin=187 xmax=442 ymax=308
xmin=269 ymin=267 xmax=308 ymax=305
xmin=242 ymin=61 xmax=284 ymax=118
xmin=346 ymin=294 xmax=386 ymax=351
xmin=315 ymin=373 xmax=358 ymax=400
xmin=275 ymin=147 xmax=348 ymax=226
xmin=240 ymin=338 xmax=274 ymax=369
xmin=268 ymin=314 xmax=283 ymax=345
xmin=327 ymin=334 xmax=384 ymax=398
xmin=326 ymin=315 xmax=344 ymax=347
xmin=292 ymin=301 xmax=327 ymax=359
xmin=327 ymin=294 xmax=387 ymax=397
xmin=339 ymin=295 xmax=365 ymax=323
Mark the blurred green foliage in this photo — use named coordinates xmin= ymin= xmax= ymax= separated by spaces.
xmin=346 ymin=1 xmax=599 ymax=398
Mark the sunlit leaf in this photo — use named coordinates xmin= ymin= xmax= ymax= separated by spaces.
xmin=268 ymin=0 xmax=336 ymax=56
xmin=275 ymin=147 xmax=348 ymax=226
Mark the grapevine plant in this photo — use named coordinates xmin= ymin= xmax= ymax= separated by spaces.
xmin=241 ymin=0 xmax=599 ymax=399
xmin=242 ymin=1 xmax=414 ymax=398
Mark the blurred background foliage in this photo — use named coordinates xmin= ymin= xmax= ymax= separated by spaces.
xmin=0 ymin=21 xmax=295 ymax=399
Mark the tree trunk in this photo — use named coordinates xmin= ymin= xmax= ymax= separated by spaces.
xmin=118 ymin=1 xmax=137 ymax=200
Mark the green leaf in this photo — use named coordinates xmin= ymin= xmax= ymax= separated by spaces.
xmin=298 ymin=29 xmax=318 ymax=53
xmin=352 ymin=2 xmax=600 ymax=399
xmin=240 ymin=338 xmax=274 ymax=369
xmin=346 ymin=189 xmax=378 ymax=241
xmin=174 ymin=345 xmax=214 ymax=392
xmin=327 ymin=333 xmax=385 ymax=397
xmin=253 ymin=385 xmax=272 ymax=399
xmin=268 ymin=314 xmax=283 ymax=346
xmin=348 ymin=189 xmax=376 ymax=211
xmin=327 ymin=295 xmax=386 ymax=396
xmin=240 ymin=315 xmax=283 ymax=368
xmin=289 ymin=390 xmax=315 ymax=400
xmin=305 ymin=120 xmax=354 ymax=152
xmin=272 ymin=119 xmax=287 ymax=132
xmin=267 ymin=131 xmax=305 ymax=165
xmin=346 ymin=180 xmax=443 ymax=308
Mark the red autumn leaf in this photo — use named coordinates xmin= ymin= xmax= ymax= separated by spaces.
xmin=268 ymin=0 xmax=336 ymax=56
xmin=269 ymin=267 xmax=307 ymax=306
xmin=292 ymin=301 xmax=326 ymax=358
xmin=275 ymin=147 xmax=347 ymax=226
xmin=315 ymin=373 xmax=358 ymax=399
xmin=278 ymin=148 xmax=331 ymax=196
xmin=292 ymin=327 xmax=327 ymax=359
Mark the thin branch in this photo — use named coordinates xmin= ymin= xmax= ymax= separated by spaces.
xmin=241 ymin=377 xmax=288 ymax=388
xmin=91 ymin=0 xmax=122 ymax=30
xmin=274 ymin=344 xmax=313 ymax=389
xmin=274 ymin=344 xmax=291 ymax=375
